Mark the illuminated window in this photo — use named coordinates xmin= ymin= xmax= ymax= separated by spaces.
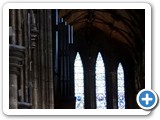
xmin=95 ymin=53 xmax=107 ymax=109
xmin=74 ymin=52 xmax=84 ymax=109
xmin=117 ymin=63 xmax=125 ymax=109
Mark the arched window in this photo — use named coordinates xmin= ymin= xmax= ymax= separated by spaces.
xmin=95 ymin=53 xmax=107 ymax=109
xmin=117 ymin=63 xmax=125 ymax=109
xmin=74 ymin=52 xmax=84 ymax=109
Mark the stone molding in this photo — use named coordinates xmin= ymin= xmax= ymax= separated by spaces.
xmin=9 ymin=44 xmax=25 ymax=75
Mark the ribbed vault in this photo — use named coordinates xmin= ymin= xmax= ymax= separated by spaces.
xmin=59 ymin=9 xmax=145 ymax=59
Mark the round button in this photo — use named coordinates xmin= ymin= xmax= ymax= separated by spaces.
xmin=136 ymin=89 xmax=158 ymax=110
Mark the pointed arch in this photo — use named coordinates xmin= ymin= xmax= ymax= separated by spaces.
xmin=74 ymin=52 xmax=84 ymax=109
xmin=95 ymin=52 xmax=107 ymax=109
xmin=117 ymin=63 xmax=125 ymax=109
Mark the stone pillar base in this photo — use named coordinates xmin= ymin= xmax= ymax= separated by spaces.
xmin=9 ymin=44 xmax=25 ymax=109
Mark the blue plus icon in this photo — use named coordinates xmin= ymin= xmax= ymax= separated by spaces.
xmin=142 ymin=93 xmax=153 ymax=105
xmin=140 ymin=91 xmax=155 ymax=107
xmin=137 ymin=89 xmax=158 ymax=110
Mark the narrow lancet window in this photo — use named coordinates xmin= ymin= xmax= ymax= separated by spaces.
xmin=117 ymin=63 xmax=125 ymax=109
xmin=95 ymin=53 xmax=107 ymax=109
xmin=74 ymin=52 xmax=84 ymax=109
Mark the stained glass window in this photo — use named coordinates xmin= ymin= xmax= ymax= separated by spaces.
xmin=117 ymin=63 xmax=125 ymax=109
xmin=95 ymin=53 xmax=107 ymax=109
xmin=74 ymin=52 xmax=84 ymax=109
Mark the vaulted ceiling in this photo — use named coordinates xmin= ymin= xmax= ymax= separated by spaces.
xmin=59 ymin=9 xmax=145 ymax=54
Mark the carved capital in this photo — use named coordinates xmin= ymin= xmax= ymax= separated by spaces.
xmin=9 ymin=44 xmax=25 ymax=75
xmin=30 ymin=10 xmax=38 ymax=49
xmin=31 ymin=27 xmax=38 ymax=48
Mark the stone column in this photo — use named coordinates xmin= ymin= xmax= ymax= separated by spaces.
xmin=9 ymin=44 xmax=25 ymax=109
xmin=106 ymin=58 xmax=118 ymax=109
xmin=30 ymin=10 xmax=39 ymax=109
xmin=10 ymin=9 xmax=16 ymax=44
xmin=110 ymin=71 xmax=118 ymax=109
xmin=47 ymin=9 xmax=54 ymax=108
